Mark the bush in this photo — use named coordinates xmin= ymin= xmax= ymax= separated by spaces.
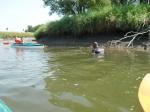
xmin=35 ymin=4 xmax=150 ymax=39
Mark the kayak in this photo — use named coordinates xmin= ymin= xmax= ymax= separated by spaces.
xmin=138 ymin=73 xmax=150 ymax=112
xmin=11 ymin=43 xmax=45 ymax=48
xmin=2 ymin=41 xmax=11 ymax=45
xmin=0 ymin=100 xmax=12 ymax=112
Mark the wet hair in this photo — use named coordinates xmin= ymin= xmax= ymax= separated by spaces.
xmin=93 ymin=42 xmax=99 ymax=48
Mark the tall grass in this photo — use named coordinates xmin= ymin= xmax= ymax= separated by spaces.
xmin=0 ymin=32 xmax=34 ymax=39
xmin=35 ymin=4 xmax=150 ymax=39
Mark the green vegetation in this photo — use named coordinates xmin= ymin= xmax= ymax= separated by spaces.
xmin=0 ymin=32 xmax=34 ymax=38
xmin=34 ymin=0 xmax=150 ymax=39
xmin=25 ymin=24 xmax=43 ymax=32
xmin=43 ymin=0 xmax=111 ymax=15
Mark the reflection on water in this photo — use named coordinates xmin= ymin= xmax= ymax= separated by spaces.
xmin=0 ymin=46 xmax=150 ymax=112
xmin=15 ymin=48 xmax=24 ymax=57
xmin=0 ymin=46 xmax=51 ymax=112
xmin=44 ymin=48 xmax=150 ymax=112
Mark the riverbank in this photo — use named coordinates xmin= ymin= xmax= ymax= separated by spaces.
xmin=37 ymin=34 xmax=150 ymax=52
xmin=0 ymin=32 xmax=34 ymax=38
xmin=0 ymin=35 xmax=148 ymax=51
xmin=37 ymin=34 xmax=121 ymax=46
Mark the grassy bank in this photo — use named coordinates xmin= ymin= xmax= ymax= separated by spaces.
xmin=35 ymin=4 xmax=150 ymax=39
xmin=0 ymin=32 xmax=34 ymax=39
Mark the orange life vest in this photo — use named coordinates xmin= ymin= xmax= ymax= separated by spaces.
xmin=15 ymin=37 xmax=23 ymax=44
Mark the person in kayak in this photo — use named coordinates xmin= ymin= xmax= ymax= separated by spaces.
xmin=15 ymin=37 xmax=23 ymax=44
xmin=92 ymin=42 xmax=101 ymax=54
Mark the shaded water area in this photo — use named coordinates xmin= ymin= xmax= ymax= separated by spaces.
xmin=0 ymin=45 xmax=150 ymax=112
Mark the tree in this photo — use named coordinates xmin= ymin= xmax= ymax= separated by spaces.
xmin=140 ymin=0 xmax=150 ymax=4
xmin=126 ymin=0 xmax=150 ymax=4
xmin=25 ymin=25 xmax=34 ymax=32
xmin=43 ymin=0 xmax=93 ymax=15
xmin=111 ymin=0 xmax=128 ymax=4
xmin=111 ymin=0 xmax=146 ymax=5
xmin=25 ymin=25 xmax=42 ymax=32
xmin=43 ymin=0 xmax=112 ymax=15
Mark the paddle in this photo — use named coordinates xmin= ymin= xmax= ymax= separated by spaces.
xmin=138 ymin=73 xmax=150 ymax=112
xmin=0 ymin=100 xmax=13 ymax=112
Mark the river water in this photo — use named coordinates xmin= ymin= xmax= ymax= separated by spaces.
xmin=0 ymin=45 xmax=149 ymax=112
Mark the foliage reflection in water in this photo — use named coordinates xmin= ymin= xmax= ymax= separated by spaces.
xmin=43 ymin=48 xmax=150 ymax=112
xmin=0 ymin=46 xmax=150 ymax=112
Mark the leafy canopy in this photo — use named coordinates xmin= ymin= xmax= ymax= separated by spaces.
xmin=43 ymin=0 xmax=149 ymax=16
xmin=43 ymin=0 xmax=112 ymax=15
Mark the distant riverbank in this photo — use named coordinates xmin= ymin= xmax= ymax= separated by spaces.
xmin=0 ymin=32 xmax=34 ymax=38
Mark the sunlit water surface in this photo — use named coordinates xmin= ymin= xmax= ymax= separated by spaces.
xmin=0 ymin=45 xmax=149 ymax=112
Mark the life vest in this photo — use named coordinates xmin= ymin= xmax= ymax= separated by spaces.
xmin=15 ymin=37 xmax=23 ymax=44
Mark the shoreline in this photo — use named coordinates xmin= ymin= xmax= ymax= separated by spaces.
xmin=36 ymin=35 xmax=149 ymax=51
xmin=37 ymin=34 xmax=122 ymax=46
xmin=0 ymin=36 xmax=149 ymax=51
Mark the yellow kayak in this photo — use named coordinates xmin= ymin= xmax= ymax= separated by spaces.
xmin=138 ymin=73 xmax=150 ymax=112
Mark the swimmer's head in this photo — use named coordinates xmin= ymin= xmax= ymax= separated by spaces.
xmin=93 ymin=42 xmax=99 ymax=48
